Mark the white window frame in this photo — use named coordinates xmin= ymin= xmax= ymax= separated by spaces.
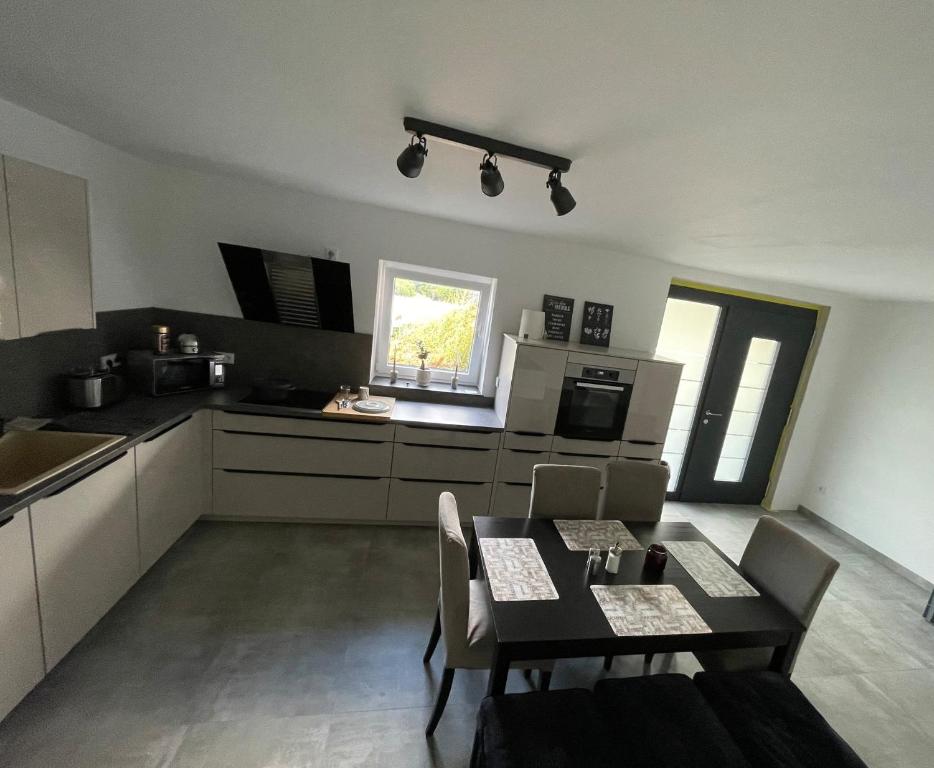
xmin=371 ymin=260 xmax=497 ymax=388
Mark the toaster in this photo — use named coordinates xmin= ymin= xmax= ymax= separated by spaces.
xmin=67 ymin=370 xmax=126 ymax=409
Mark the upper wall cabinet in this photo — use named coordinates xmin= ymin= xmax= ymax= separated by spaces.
xmin=1 ymin=155 xmax=94 ymax=338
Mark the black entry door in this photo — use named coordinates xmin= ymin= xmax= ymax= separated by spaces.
xmin=674 ymin=286 xmax=817 ymax=504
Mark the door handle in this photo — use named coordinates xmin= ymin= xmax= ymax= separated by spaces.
xmin=704 ymin=410 xmax=723 ymax=417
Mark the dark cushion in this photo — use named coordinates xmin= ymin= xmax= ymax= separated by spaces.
xmin=593 ymin=674 xmax=750 ymax=768
xmin=694 ymin=671 xmax=868 ymax=768
xmin=472 ymin=688 xmax=608 ymax=768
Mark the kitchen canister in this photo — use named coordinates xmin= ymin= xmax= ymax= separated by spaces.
xmin=518 ymin=309 xmax=546 ymax=340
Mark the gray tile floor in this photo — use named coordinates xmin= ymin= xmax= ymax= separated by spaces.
xmin=0 ymin=504 xmax=931 ymax=767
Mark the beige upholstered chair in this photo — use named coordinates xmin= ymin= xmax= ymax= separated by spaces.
xmin=425 ymin=492 xmax=552 ymax=736
xmin=528 ymin=464 xmax=601 ymax=519
xmin=693 ymin=515 xmax=839 ymax=674
xmin=600 ymin=459 xmax=669 ymax=522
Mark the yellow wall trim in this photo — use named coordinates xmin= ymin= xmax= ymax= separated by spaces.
xmin=670 ymin=277 xmax=827 ymax=311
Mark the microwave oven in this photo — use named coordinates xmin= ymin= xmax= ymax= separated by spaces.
xmin=128 ymin=350 xmax=227 ymax=396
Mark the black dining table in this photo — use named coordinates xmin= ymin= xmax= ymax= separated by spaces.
xmin=472 ymin=516 xmax=805 ymax=696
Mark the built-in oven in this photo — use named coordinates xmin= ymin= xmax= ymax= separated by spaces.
xmin=554 ymin=362 xmax=635 ymax=441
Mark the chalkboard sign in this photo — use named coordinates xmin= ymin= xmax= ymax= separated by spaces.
xmin=580 ymin=301 xmax=613 ymax=347
xmin=542 ymin=295 xmax=574 ymax=341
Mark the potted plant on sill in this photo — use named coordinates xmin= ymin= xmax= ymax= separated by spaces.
xmin=415 ymin=340 xmax=431 ymax=387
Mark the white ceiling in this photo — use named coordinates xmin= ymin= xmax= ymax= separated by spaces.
xmin=2 ymin=1 xmax=933 ymax=301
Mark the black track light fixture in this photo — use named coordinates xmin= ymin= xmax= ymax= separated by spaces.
xmin=546 ymin=169 xmax=576 ymax=216
xmin=396 ymin=134 xmax=428 ymax=178
xmin=398 ymin=117 xmax=576 ymax=213
xmin=479 ymin=154 xmax=504 ymax=197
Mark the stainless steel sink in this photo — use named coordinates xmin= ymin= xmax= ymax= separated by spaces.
xmin=0 ymin=430 xmax=126 ymax=495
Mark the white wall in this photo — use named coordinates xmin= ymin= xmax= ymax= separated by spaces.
xmin=0 ymin=98 xmax=163 ymax=311
xmin=799 ymin=301 xmax=934 ymax=584
xmin=0 ymin=96 xmax=866 ymax=519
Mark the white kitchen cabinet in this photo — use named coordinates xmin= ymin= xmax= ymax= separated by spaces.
xmin=391 ymin=443 xmax=498 ymax=483
xmin=214 ymin=430 xmax=393 ymax=477
xmin=3 ymin=156 xmax=93 ymax=337
xmin=136 ymin=411 xmax=210 ymax=573
xmin=618 ymin=441 xmax=664 ymax=461
xmin=0 ymin=510 xmax=45 ymax=721
xmin=0 ymin=159 xmax=20 ymax=340
xmin=490 ymin=482 xmax=533 ymax=518
xmin=387 ymin=479 xmax=492 ymax=523
xmin=621 ymin=360 xmax=683 ymax=444
xmin=497 ymin=338 xmax=568 ymax=435
xmin=213 ymin=471 xmax=388 ymax=521
xmin=496 ymin=448 xmax=550 ymax=484
xmin=31 ymin=451 xmax=138 ymax=670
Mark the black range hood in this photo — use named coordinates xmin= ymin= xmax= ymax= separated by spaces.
xmin=218 ymin=242 xmax=354 ymax=333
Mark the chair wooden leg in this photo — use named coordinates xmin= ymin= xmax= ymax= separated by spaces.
xmin=423 ymin=606 xmax=441 ymax=664
xmin=425 ymin=667 xmax=455 ymax=737
xmin=539 ymin=670 xmax=552 ymax=691
xmin=644 ymin=652 xmax=655 ymax=667
xmin=603 ymin=654 xmax=614 ymax=671
xmin=522 ymin=668 xmax=533 ymax=680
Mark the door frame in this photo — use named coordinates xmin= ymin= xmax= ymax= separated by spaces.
xmin=666 ymin=279 xmax=830 ymax=510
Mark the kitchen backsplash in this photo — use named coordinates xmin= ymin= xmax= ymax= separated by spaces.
xmin=0 ymin=308 xmax=372 ymax=418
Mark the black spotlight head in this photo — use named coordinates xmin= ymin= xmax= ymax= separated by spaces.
xmin=397 ymin=135 xmax=428 ymax=178
xmin=479 ymin=154 xmax=505 ymax=197
xmin=546 ymin=169 xmax=576 ymax=216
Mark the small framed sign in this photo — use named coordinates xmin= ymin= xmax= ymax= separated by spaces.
xmin=580 ymin=301 xmax=613 ymax=347
xmin=542 ymin=295 xmax=574 ymax=341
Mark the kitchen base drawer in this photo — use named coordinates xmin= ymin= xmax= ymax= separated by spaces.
xmin=496 ymin=449 xmax=549 ymax=484
xmin=550 ymin=436 xmax=620 ymax=457
xmin=394 ymin=425 xmax=500 ymax=449
xmin=214 ymin=410 xmax=395 ymax=442
xmin=618 ymin=442 xmax=664 ymax=461
xmin=502 ymin=432 xmax=553 ymax=452
xmin=213 ymin=471 xmax=389 ymax=521
xmin=214 ymin=430 xmax=392 ymax=477
xmin=387 ymin=479 xmax=492 ymax=523
xmin=549 ymin=452 xmax=616 ymax=477
xmin=391 ymin=443 xmax=497 ymax=482
xmin=491 ymin=482 xmax=532 ymax=518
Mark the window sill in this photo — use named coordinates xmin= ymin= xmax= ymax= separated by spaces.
xmin=369 ymin=376 xmax=490 ymax=406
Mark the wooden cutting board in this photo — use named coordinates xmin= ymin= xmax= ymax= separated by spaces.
xmin=321 ymin=394 xmax=396 ymax=422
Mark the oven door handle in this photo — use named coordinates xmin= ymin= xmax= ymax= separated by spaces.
xmin=575 ymin=382 xmax=628 ymax=391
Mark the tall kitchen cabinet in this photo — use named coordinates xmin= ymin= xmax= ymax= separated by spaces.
xmin=136 ymin=411 xmax=211 ymax=573
xmin=494 ymin=336 xmax=568 ymax=434
xmin=1 ymin=156 xmax=94 ymax=338
xmin=30 ymin=451 xmax=139 ymax=670
xmin=0 ymin=510 xmax=46 ymax=721
xmin=492 ymin=334 xmax=683 ymax=516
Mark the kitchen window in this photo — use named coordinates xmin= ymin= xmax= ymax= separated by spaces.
xmin=372 ymin=261 xmax=496 ymax=388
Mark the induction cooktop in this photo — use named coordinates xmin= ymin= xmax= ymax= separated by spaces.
xmin=238 ymin=389 xmax=335 ymax=411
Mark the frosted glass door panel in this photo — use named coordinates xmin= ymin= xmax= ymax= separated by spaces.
xmin=655 ymin=298 xmax=720 ymax=491
xmin=713 ymin=338 xmax=780 ymax=482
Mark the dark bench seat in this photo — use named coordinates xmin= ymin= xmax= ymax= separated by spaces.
xmin=694 ymin=671 xmax=867 ymax=768
xmin=471 ymin=672 xmax=867 ymax=768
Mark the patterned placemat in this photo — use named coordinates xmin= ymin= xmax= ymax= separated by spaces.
xmin=663 ymin=541 xmax=760 ymax=598
xmin=590 ymin=584 xmax=712 ymax=636
xmin=479 ymin=538 xmax=559 ymax=602
xmin=554 ymin=519 xmax=642 ymax=551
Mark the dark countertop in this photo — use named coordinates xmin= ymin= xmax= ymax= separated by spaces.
xmin=0 ymin=388 xmax=502 ymax=524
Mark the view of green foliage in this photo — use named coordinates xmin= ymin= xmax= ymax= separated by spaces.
xmin=387 ymin=279 xmax=480 ymax=372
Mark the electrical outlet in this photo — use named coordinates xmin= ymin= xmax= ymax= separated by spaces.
xmin=99 ymin=353 xmax=119 ymax=370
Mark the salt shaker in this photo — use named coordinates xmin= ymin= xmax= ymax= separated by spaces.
xmin=586 ymin=546 xmax=602 ymax=575
xmin=605 ymin=541 xmax=622 ymax=574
